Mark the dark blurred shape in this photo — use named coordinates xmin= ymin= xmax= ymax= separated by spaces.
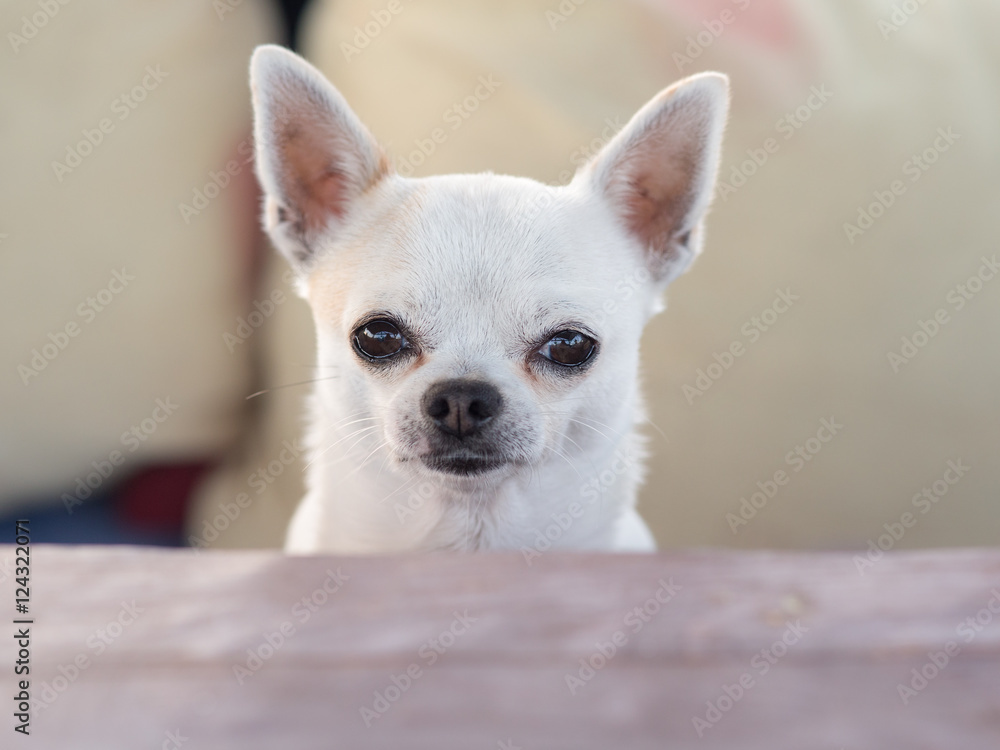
xmin=278 ymin=0 xmax=312 ymax=49
xmin=116 ymin=463 xmax=213 ymax=538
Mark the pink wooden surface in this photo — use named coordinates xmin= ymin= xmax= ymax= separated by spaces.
xmin=2 ymin=545 xmax=999 ymax=748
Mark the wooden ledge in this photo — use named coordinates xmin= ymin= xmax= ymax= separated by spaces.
xmin=4 ymin=545 xmax=999 ymax=748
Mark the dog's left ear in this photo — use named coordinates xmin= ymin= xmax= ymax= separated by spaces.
xmin=250 ymin=45 xmax=390 ymax=271
xmin=577 ymin=73 xmax=729 ymax=284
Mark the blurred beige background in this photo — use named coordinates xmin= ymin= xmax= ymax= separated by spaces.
xmin=2 ymin=0 xmax=998 ymax=551
xmin=0 ymin=0 xmax=279 ymax=542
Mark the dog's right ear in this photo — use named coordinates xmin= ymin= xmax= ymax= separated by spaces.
xmin=575 ymin=73 xmax=729 ymax=286
xmin=250 ymin=45 xmax=389 ymax=271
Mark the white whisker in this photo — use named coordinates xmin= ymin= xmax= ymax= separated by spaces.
xmin=304 ymin=424 xmax=379 ymax=471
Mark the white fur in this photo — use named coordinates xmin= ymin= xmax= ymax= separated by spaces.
xmin=248 ymin=45 xmax=729 ymax=555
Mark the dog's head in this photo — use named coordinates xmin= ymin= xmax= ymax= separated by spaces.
xmin=250 ymin=46 xmax=728 ymax=487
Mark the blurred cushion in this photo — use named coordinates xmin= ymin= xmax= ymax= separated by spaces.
xmin=0 ymin=0 xmax=279 ymax=509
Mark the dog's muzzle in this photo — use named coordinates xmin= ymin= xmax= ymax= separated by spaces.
xmin=420 ymin=379 xmax=507 ymax=475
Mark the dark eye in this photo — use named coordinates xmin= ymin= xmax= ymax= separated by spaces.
xmin=539 ymin=330 xmax=596 ymax=367
xmin=353 ymin=319 xmax=407 ymax=360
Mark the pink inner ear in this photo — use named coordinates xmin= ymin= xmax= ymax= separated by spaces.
xmin=279 ymin=123 xmax=352 ymax=233
xmin=620 ymin=128 xmax=701 ymax=255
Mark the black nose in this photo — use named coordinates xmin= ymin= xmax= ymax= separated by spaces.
xmin=422 ymin=379 xmax=503 ymax=439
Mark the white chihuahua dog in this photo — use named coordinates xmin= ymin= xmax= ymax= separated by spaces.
xmin=249 ymin=45 xmax=728 ymax=555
